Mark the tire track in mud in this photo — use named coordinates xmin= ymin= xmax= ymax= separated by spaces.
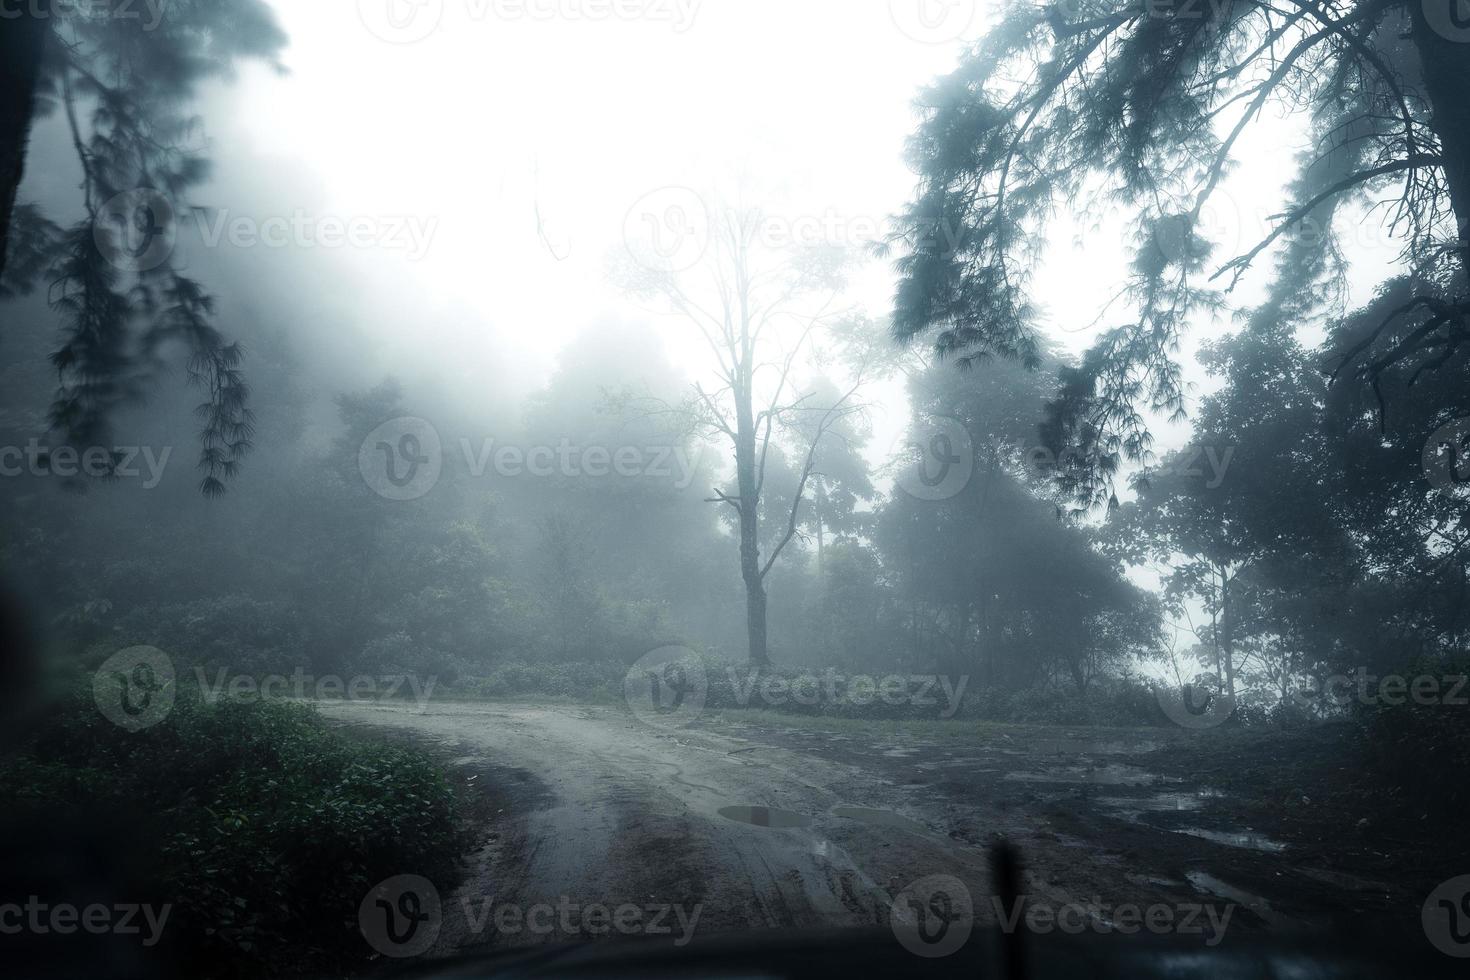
xmin=318 ymin=700 xmax=997 ymax=954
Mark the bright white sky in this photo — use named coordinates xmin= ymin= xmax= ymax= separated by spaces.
xmin=211 ymin=0 xmax=1400 ymax=460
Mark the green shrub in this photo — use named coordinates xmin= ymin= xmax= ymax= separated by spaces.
xmin=0 ymin=684 xmax=471 ymax=978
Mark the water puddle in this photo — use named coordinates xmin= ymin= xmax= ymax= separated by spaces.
xmin=1172 ymin=827 xmax=1287 ymax=853
xmin=717 ymin=805 xmax=812 ymax=829
xmin=830 ymin=806 xmax=930 ymax=836
xmin=1096 ymin=789 xmax=1286 ymax=852
xmin=1296 ymin=867 xmax=1391 ymax=894
xmin=1003 ymin=764 xmax=1159 ymax=786
xmin=1097 ymin=788 xmax=1223 ymax=814
xmin=1024 ymin=738 xmax=1163 ymax=755
xmin=1187 ymin=872 xmax=1295 ymax=927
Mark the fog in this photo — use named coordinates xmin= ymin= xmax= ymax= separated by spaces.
xmin=2 ymin=3 xmax=1469 ymax=978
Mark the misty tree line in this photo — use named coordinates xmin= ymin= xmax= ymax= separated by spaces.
xmin=0 ymin=2 xmax=1467 ymax=722
xmin=0 ymin=308 xmax=1155 ymax=710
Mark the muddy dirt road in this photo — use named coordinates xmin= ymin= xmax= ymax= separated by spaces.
xmin=318 ymin=700 xmax=1421 ymax=960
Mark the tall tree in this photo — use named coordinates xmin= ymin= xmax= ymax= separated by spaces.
xmin=0 ymin=9 xmax=48 ymax=282
xmin=887 ymin=0 xmax=1470 ymax=511
xmin=1 ymin=1 xmax=285 ymax=493
xmin=619 ymin=205 xmax=862 ymax=666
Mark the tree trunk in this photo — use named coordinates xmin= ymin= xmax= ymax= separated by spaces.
xmin=743 ymin=569 xmax=769 ymax=667
xmin=734 ymin=364 xmax=770 ymax=668
xmin=1411 ymin=1 xmax=1470 ymax=279
xmin=814 ymin=477 xmax=826 ymax=577
xmin=0 ymin=13 xmax=47 ymax=283
xmin=1219 ymin=565 xmax=1236 ymax=700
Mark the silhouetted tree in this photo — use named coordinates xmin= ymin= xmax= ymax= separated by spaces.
xmin=888 ymin=0 xmax=1470 ymax=511
xmin=619 ymin=205 xmax=864 ymax=666
xmin=1 ymin=1 xmax=284 ymax=494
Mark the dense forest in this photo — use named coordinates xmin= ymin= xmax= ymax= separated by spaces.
xmin=2 ymin=2 xmax=1469 ymax=978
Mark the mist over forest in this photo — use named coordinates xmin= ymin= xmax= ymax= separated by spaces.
xmin=1 ymin=3 xmax=1469 ymax=978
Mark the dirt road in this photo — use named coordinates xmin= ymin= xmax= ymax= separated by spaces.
xmin=317 ymin=700 xmax=1419 ymax=960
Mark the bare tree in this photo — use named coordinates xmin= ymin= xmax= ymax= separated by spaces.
xmin=620 ymin=203 xmax=865 ymax=667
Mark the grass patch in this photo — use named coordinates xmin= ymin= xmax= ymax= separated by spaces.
xmin=0 ymin=683 xmax=473 ymax=978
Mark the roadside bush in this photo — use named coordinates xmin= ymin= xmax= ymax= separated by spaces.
xmin=449 ymin=659 xmax=628 ymax=701
xmin=108 ymin=595 xmax=308 ymax=677
xmin=1360 ymin=674 xmax=1470 ymax=822
xmin=0 ymin=684 xmax=471 ymax=978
